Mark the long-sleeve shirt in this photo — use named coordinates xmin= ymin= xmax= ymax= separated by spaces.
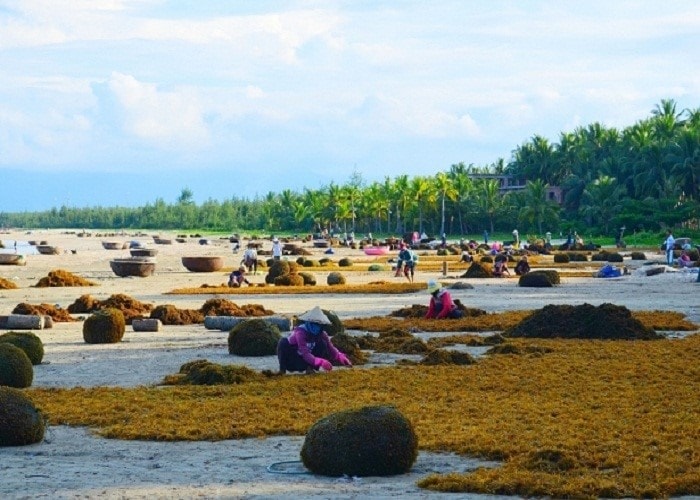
xmin=286 ymin=326 xmax=341 ymax=365
xmin=425 ymin=290 xmax=456 ymax=319
xmin=665 ymin=235 xmax=675 ymax=251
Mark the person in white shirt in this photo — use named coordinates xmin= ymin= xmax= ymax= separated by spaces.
xmin=664 ymin=230 xmax=675 ymax=266
xmin=271 ymin=238 xmax=282 ymax=260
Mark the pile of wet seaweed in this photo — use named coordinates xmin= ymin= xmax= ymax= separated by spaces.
xmin=67 ymin=293 xmax=153 ymax=323
xmin=461 ymin=262 xmax=491 ymax=278
xmin=200 ymin=298 xmax=273 ymax=317
xmin=504 ymin=303 xmax=662 ymax=340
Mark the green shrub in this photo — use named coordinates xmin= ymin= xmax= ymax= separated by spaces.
xmin=327 ymin=272 xmax=346 ymax=285
xmin=0 ymin=343 xmax=34 ymax=388
xmin=553 ymin=253 xmax=570 ymax=263
xmin=338 ymin=257 xmax=353 ymax=267
xmin=82 ymin=308 xmax=125 ymax=344
xmin=0 ymin=387 xmax=45 ymax=446
xmin=301 ymin=405 xmax=418 ymax=477
xmin=228 ymin=319 xmax=281 ymax=356
xmin=0 ymin=331 xmax=44 ymax=365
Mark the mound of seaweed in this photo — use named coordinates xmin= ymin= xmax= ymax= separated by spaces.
xmin=67 ymin=294 xmax=153 ymax=324
xmin=0 ymin=387 xmax=45 ymax=446
xmin=0 ymin=277 xmax=18 ymax=289
xmin=301 ymin=405 xmax=418 ymax=477
xmin=228 ymin=319 xmax=281 ymax=356
xmin=83 ymin=308 xmax=125 ymax=344
xmin=162 ymin=359 xmax=264 ymax=385
xmin=150 ymin=305 xmax=204 ymax=325
xmin=504 ymin=303 xmax=661 ymax=340
xmin=326 ymin=334 xmax=368 ymax=365
xmin=0 ymin=332 xmax=44 ymax=365
xmin=12 ymin=302 xmax=76 ymax=322
xmin=419 ymin=349 xmax=476 ymax=365
xmin=34 ymin=269 xmax=96 ymax=287
xmin=0 ymin=343 xmax=34 ymax=388
xmin=461 ymin=262 xmax=491 ymax=278
xmin=357 ymin=329 xmax=430 ymax=355
xmin=199 ymin=299 xmax=273 ymax=317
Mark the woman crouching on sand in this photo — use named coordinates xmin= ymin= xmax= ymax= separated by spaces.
xmin=277 ymin=306 xmax=352 ymax=374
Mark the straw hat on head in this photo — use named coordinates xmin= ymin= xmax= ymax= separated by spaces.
xmin=298 ymin=306 xmax=331 ymax=325
xmin=272 ymin=237 xmax=279 ymax=243
xmin=427 ymin=280 xmax=441 ymax=294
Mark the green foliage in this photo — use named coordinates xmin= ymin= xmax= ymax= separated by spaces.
xmin=0 ymin=387 xmax=45 ymax=446
xmin=0 ymin=332 xmax=44 ymax=365
xmin=0 ymin=343 xmax=34 ymax=388
xmin=227 ymin=319 xmax=281 ymax=356
xmin=83 ymin=308 xmax=126 ymax=344
xmin=300 ymin=405 xmax=418 ymax=476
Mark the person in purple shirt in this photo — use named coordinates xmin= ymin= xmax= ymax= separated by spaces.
xmin=277 ymin=306 xmax=352 ymax=374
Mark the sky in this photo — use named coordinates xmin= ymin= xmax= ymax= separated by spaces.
xmin=1 ymin=1 xmax=699 ymax=212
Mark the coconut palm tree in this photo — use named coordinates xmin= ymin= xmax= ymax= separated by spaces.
xmin=517 ymin=180 xmax=560 ymax=234
xmin=434 ymin=171 xmax=458 ymax=236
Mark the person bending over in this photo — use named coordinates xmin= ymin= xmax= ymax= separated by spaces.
xmin=425 ymin=280 xmax=463 ymax=319
xmin=277 ymin=306 xmax=352 ymax=374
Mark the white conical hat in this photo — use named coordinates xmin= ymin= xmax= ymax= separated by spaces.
xmin=427 ymin=280 xmax=441 ymax=294
xmin=298 ymin=306 xmax=331 ymax=325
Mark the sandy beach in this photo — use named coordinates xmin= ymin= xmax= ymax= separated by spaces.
xmin=0 ymin=229 xmax=698 ymax=499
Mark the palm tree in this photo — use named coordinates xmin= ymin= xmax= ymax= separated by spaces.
xmin=517 ymin=180 xmax=560 ymax=234
xmin=434 ymin=172 xmax=458 ymax=236
xmin=474 ymin=179 xmax=503 ymax=234
xmin=579 ymin=176 xmax=625 ymax=233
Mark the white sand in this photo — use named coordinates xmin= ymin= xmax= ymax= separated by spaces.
xmin=0 ymin=229 xmax=698 ymax=499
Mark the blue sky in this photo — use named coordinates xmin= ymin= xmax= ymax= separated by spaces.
xmin=1 ymin=1 xmax=699 ymax=212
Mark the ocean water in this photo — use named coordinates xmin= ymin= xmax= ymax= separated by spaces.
xmin=0 ymin=240 xmax=40 ymax=255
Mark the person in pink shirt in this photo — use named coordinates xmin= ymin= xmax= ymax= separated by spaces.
xmin=425 ymin=280 xmax=464 ymax=319
xmin=277 ymin=306 xmax=352 ymax=374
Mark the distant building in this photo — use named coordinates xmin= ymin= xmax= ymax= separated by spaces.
xmin=468 ymin=174 xmax=563 ymax=204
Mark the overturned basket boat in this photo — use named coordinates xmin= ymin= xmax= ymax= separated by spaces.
xmin=109 ymin=258 xmax=156 ymax=277
xmin=36 ymin=245 xmax=61 ymax=255
xmin=0 ymin=253 xmax=26 ymax=266
xmin=181 ymin=256 xmax=224 ymax=272
xmin=130 ymin=248 xmax=158 ymax=258
xmin=102 ymin=241 xmax=124 ymax=250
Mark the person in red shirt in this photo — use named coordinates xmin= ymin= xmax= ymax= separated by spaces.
xmin=425 ymin=280 xmax=463 ymax=319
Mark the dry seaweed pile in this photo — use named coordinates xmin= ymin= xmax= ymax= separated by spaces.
xmin=34 ymin=269 xmax=96 ymax=287
xmin=149 ymin=305 xmax=203 ymax=325
xmin=200 ymin=298 xmax=273 ymax=317
xmin=67 ymin=294 xmax=153 ymax=323
xmin=12 ymin=302 xmax=76 ymax=322
xmin=0 ymin=277 xmax=18 ymax=289
xmin=505 ymin=303 xmax=662 ymax=340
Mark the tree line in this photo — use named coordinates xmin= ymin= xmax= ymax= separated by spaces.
xmin=1 ymin=99 xmax=698 ymax=238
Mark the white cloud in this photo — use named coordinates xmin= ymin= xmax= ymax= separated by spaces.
xmin=108 ymin=72 xmax=209 ymax=148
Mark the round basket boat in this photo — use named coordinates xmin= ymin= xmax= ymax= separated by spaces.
xmin=130 ymin=248 xmax=158 ymax=258
xmin=36 ymin=245 xmax=61 ymax=255
xmin=109 ymin=258 xmax=156 ymax=277
xmin=181 ymin=256 xmax=224 ymax=272
xmin=102 ymin=241 xmax=124 ymax=250
xmin=153 ymin=237 xmax=173 ymax=245
xmin=0 ymin=253 xmax=26 ymax=266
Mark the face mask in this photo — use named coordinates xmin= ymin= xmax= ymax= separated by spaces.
xmin=306 ymin=322 xmax=322 ymax=335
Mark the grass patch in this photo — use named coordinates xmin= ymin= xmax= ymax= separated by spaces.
xmin=28 ymin=334 xmax=700 ymax=498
